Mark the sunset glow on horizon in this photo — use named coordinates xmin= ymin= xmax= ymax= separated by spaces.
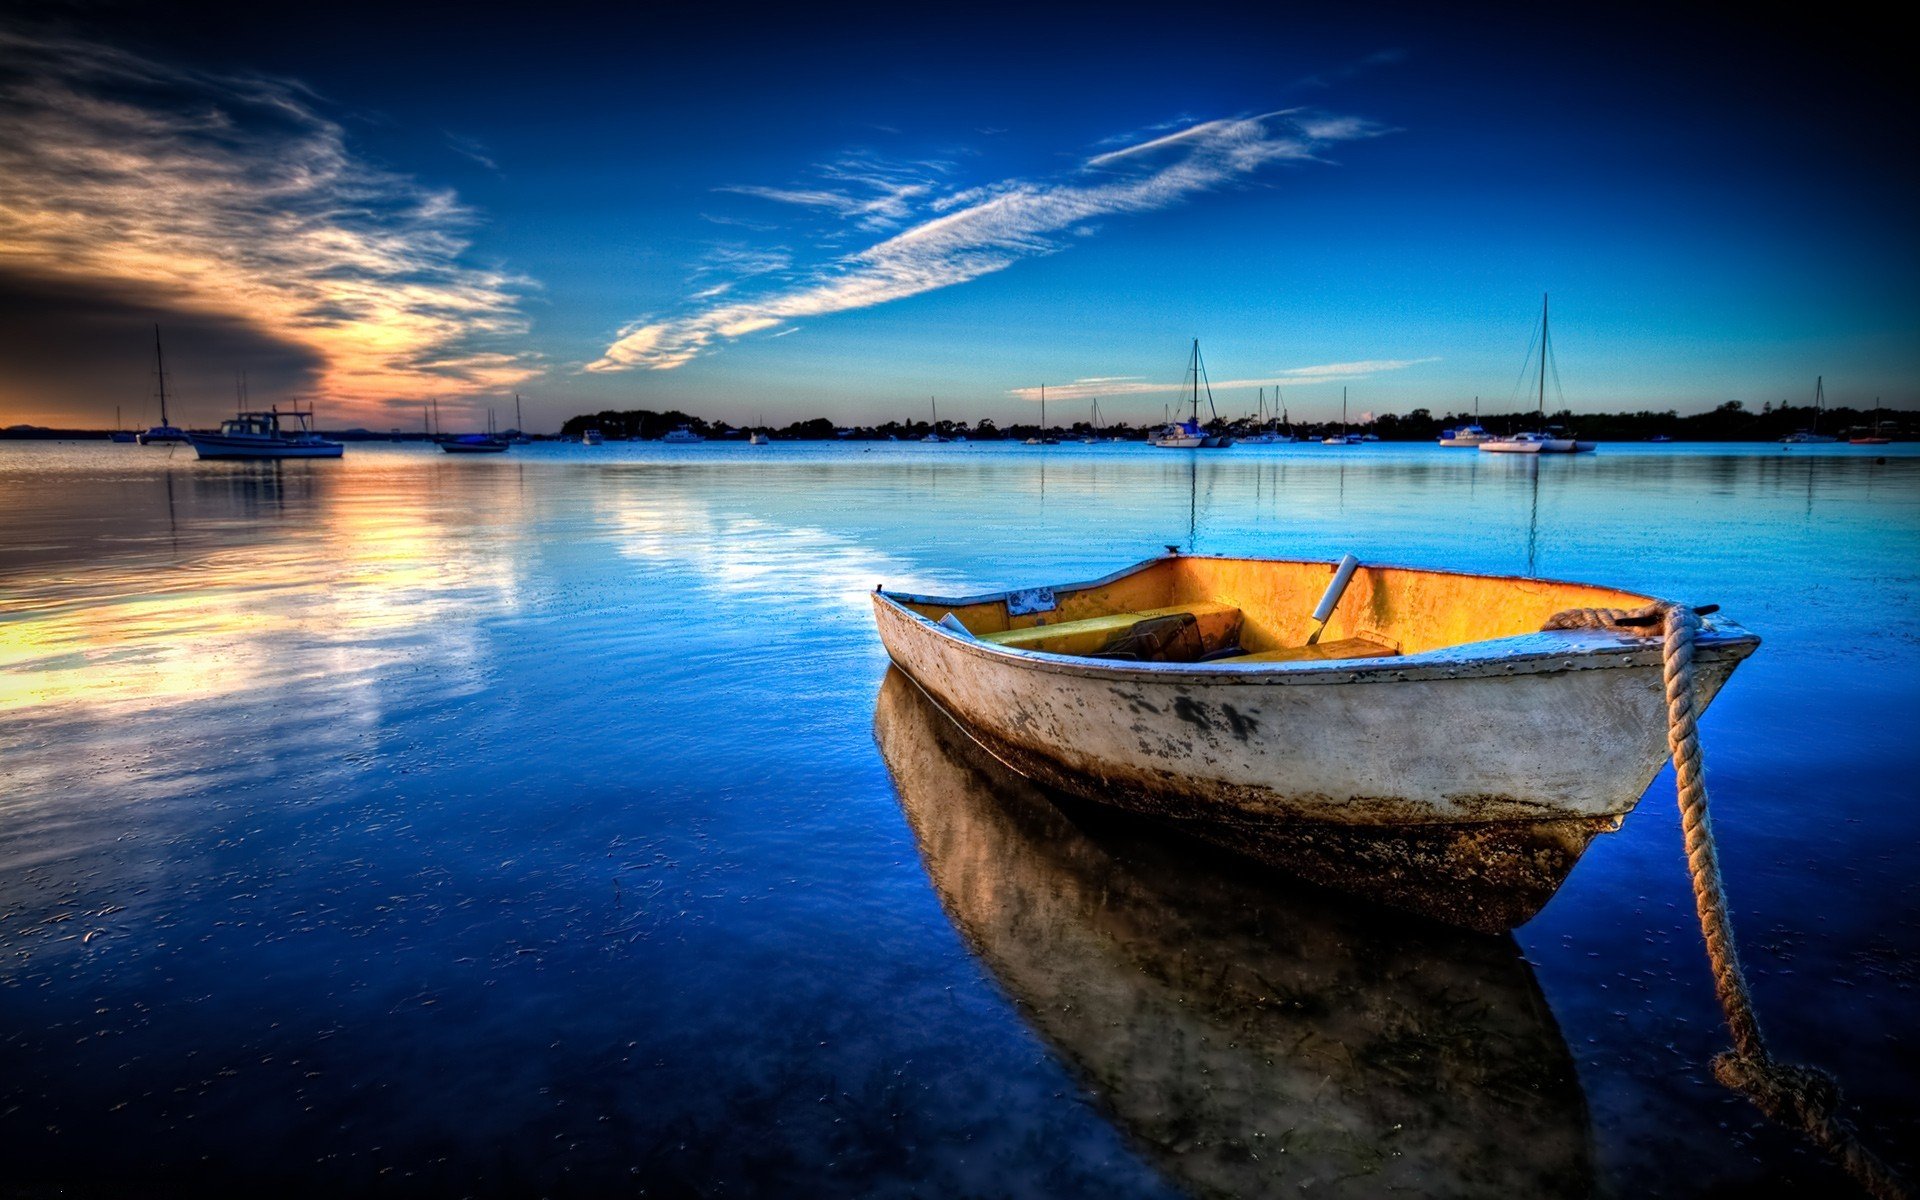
xmin=1 ymin=7 xmax=1912 ymax=431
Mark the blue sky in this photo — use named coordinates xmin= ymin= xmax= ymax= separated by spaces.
xmin=0 ymin=4 xmax=1912 ymax=429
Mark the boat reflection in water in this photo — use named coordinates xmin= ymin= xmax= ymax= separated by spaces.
xmin=875 ymin=668 xmax=1591 ymax=1199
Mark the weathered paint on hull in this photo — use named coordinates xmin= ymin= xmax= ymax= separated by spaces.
xmin=874 ymin=670 xmax=1594 ymax=1194
xmin=871 ymin=555 xmax=1758 ymax=929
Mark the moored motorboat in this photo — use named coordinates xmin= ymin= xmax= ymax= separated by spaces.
xmin=661 ymin=425 xmax=704 ymax=444
xmin=1152 ymin=420 xmax=1206 ymax=448
xmin=188 ymin=407 xmax=343 ymax=459
xmin=581 ymin=428 xmax=605 ymax=445
xmin=1481 ymin=431 xmax=1549 ymax=453
xmin=870 ymin=551 xmax=1758 ymax=930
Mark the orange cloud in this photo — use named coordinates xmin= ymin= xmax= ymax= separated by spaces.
xmin=0 ymin=29 xmax=537 ymax=425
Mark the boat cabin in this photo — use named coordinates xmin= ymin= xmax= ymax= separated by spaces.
xmin=217 ymin=410 xmax=313 ymax=439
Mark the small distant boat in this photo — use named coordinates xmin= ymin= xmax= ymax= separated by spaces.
xmin=1482 ymin=296 xmax=1594 ymax=454
xmin=441 ymin=433 xmax=508 ymax=454
xmin=1026 ymin=385 xmax=1059 ymax=445
xmin=661 ymin=425 xmax=704 ymax=444
xmin=110 ymin=405 xmax=137 ymax=443
xmin=1849 ymin=435 xmax=1891 ymax=445
xmin=1152 ymin=421 xmax=1206 ymax=449
xmin=189 ymin=406 xmax=342 ymax=459
xmin=1647 ymin=434 xmax=1673 ymax=443
xmin=922 ymin=397 xmax=946 ymax=443
xmin=749 ymin=431 xmax=772 ymax=445
xmin=508 ymin=394 xmax=533 ymax=443
xmin=872 ymin=551 xmax=1757 ymax=930
xmin=1154 ymin=341 xmax=1230 ymax=449
xmin=1080 ymin=398 xmax=1105 ymax=443
xmin=1439 ymin=401 xmax=1492 ymax=447
xmin=1780 ymin=377 xmax=1839 ymax=443
xmin=581 ymin=428 xmax=605 ymax=446
xmin=1322 ymin=387 xmax=1362 ymax=445
xmin=1481 ymin=431 xmax=1550 ymax=454
xmin=136 ymin=326 xmax=189 ymax=445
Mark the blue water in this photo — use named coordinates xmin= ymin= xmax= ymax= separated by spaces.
xmin=2 ymin=440 xmax=1915 ymax=1196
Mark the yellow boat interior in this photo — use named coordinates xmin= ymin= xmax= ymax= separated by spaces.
xmin=896 ymin=555 xmax=1654 ymax=666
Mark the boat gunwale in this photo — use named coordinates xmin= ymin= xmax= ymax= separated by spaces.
xmin=873 ymin=552 xmax=1760 ymax=685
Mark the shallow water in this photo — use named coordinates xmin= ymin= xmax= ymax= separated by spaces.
xmin=2 ymin=440 xmax=1915 ymax=1196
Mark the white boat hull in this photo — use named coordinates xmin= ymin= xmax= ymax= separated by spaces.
xmin=1480 ymin=440 xmax=1545 ymax=453
xmin=872 ymin=555 xmax=1758 ymax=929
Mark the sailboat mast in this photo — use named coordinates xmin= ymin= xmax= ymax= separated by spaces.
xmin=1190 ymin=339 xmax=1200 ymax=423
xmin=1537 ymin=293 xmax=1550 ymax=422
xmin=153 ymin=325 xmax=170 ymax=427
xmin=1342 ymin=386 xmax=1348 ymax=433
xmin=516 ymin=393 xmax=523 ymax=433
xmin=1813 ymin=376 xmax=1824 ymax=434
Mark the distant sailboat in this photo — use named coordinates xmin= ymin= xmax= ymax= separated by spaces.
xmin=1779 ymin=377 xmax=1838 ymax=444
xmin=110 ymin=405 xmax=137 ymax=442
xmin=136 ymin=326 xmax=189 ymax=444
xmin=509 ymin=394 xmax=532 ymax=444
xmin=1482 ymin=296 xmax=1594 ymax=454
xmin=922 ymin=396 xmax=946 ymax=443
xmin=1322 ymin=387 xmax=1362 ymax=445
xmin=1026 ymin=385 xmax=1059 ymax=445
xmin=1154 ymin=340 xmax=1230 ymax=448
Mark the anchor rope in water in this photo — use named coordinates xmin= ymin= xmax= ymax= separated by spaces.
xmin=1543 ymin=603 xmax=1910 ymax=1199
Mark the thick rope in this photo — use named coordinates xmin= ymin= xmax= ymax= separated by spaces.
xmin=1543 ymin=602 xmax=1909 ymax=1197
xmin=1662 ymin=604 xmax=1911 ymax=1197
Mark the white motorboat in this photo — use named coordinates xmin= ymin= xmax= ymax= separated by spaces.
xmin=661 ymin=425 xmax=704 ymax=444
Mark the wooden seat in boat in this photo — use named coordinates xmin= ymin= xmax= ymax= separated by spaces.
xmin=1233 ymin=631 xmax=1401 ymax=664
xmin=980 ymin=602 xmax=1242 ymax=657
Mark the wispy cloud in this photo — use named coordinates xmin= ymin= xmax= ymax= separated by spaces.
xmin=446 ymin=132 xmax=500 ymax=172
xmin=718 ymin=151 xmax=955 ymax=233
xmin=590 ymin=110 xmax=1384 ymax=373
xmin=0 ymin=28 xmax=536 ymax=418
xmin=1009 ymin=358 xmax=1438 ymax=402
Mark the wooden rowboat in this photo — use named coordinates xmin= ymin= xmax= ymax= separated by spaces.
xmin=871 ymin=551 xmax=1759 ymax=931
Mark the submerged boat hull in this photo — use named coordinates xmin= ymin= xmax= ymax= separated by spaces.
xmin=872 ymin=554 xmax=1757 ymax=930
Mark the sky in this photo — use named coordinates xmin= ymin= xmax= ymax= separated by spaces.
xmin=0 ymin=3 xmax=1913 ymax=432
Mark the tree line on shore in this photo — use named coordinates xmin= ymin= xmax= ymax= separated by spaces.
xmin=555 ymin=400 xmax=1910 ymax=442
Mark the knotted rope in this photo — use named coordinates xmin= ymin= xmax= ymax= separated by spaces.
xmin=1542 ymin=602 xmax=1910 ymax=1198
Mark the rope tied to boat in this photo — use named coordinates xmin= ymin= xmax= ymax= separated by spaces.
xmin=1542 ymin=600 xmax=1910 ymax=1198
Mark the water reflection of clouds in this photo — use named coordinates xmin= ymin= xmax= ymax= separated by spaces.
xmin=1 ymin=468 xmax=525 ymax=725
xmin=598 ymin=487 xmax=965 ymax=614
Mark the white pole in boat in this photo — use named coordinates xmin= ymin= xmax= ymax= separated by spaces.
xmin=1306 ymin=553 xmax=1361 ymax=645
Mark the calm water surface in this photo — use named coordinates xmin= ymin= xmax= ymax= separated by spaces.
xmin=2 ymin=441 xmax=1916 ymax=1196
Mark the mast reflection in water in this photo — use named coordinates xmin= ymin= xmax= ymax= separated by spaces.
xmin=875 ymin=669 xmax=1592 ymax=1198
